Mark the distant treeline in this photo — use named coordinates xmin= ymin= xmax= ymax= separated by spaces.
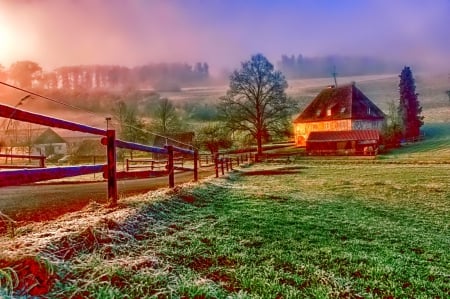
xmin=0 ymin=61 xmax=210 ymax=91
xmin=277 ymin=54 xmax=402 ymax=78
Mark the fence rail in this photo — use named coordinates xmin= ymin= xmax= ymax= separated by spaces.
xmin=0 ymin=103 xmax=199 ymax=206
xmin=0 ymin=154 xmax=46 ymax=168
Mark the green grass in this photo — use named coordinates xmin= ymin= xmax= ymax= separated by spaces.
xmin=35 ymin=160 xmax=449 ymax=298
xmin=383 ymin=123 xmax=450 ymax=162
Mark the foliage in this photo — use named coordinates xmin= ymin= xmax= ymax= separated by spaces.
xmin=219 ymin=54 xmax=297 ymax=155
xmin=398 ymin=66 xmax=424 ymax=140
xmin=3 ymin=61 xmax=209 ymax=91
xmin=277 ymin=54 xmax=403 ymax=79
xmin=112 ymin=101 xmax=148 ymax=143
xmin=148 ymin=98 xmax=181 ymax=134
xmin=195 ymin=122 xmax=233 ymax=154
xmin=8 ymin=61 xmax=42 ymax=89
xmin=381 ymin=101 xmax=403 ymax=148
xmin=184 ymin=102 xmax=219 ymax=121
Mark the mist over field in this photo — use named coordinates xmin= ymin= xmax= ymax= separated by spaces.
xmin=1 ymin=0 xmax=449 ymax=75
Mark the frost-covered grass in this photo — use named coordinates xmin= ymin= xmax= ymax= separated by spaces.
xmin=2 ymin=159 xmax=448 ymax=298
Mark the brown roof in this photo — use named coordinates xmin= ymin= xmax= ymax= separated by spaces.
xmin=293 ymin=83 xmax=385 ymax=123
xmin=33 ymin=128 xmax=66 ymax=144
xmin=307 ymin=130 xmax=380 ymax=142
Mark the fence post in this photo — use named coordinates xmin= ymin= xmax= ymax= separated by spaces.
xmin=214 ymin=153 xmax=219 ymax=178
xmin=230 ymin=157 xmax=233 ymax=170
xmin=166 ymin=145 xmax=174 ymax=188
xmin=39 ymin=156 xmax=45 ymax=168
xmin=106 ymin=129 xmax=118 ymax=207
xmin=221 ymin=158 xmax=225 ymax=175
xmin=193 ymin=149 xmax=198 ymax=182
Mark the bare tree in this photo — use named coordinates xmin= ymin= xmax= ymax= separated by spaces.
xmin=218 ymin=54 xmax=296 ymax=155
xmin=112 ymin=101 xmax=148 ymax=143
xmin=149 ymin=98 xmax=181 ymax=134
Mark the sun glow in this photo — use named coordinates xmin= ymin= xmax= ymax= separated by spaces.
xmin=0 ymin=13 xmax=18 ymax=66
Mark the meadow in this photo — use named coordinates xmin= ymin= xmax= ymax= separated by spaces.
xmin=0 ymin=73 xmax=449 ymax=298
xmin=1 ymin=140 xmax=449 ymax=298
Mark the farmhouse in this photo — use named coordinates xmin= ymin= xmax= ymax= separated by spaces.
xmin=293 ymin=83 xmax=385 ymax=154
xmin=32 ymin=128 xmax=68 ymax=156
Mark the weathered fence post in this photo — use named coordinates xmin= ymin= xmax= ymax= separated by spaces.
xmin=106 ymin=129 xmax=118 ymax=207
xmin=214 ymin=153 xmax=219 ymax=178
xmin=194 ymin=149 xmax=198 ymax=182
xmin=39 ymin=156 xmax=45 ymax=168
xmin=166 ymin=145 xmax=174 ymax=188
xmin=221 ymin=158 xmax=225 ymax=175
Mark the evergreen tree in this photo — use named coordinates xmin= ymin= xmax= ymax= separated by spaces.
xmin=398 ymin=66 xmax=424 ymax=140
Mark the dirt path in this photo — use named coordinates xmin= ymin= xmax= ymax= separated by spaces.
xmin=0 ymin=167 xmax=216 ymax=223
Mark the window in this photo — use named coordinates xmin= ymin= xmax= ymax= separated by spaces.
xmin=327 ymin=108 xmax=332 ymax=116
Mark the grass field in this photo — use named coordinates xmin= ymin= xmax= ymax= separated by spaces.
xmin=1 ymin=154 xmax=448 ymax=298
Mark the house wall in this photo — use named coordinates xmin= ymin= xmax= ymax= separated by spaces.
xmin=294 ymin=119 xmax=352 ymax=146
xmin=32 ymin=143 xmax=67 ymax=156
xmin=294 ymin=119 xmax=385 ymax=146
xmin=351 ymin=120 xmax=384 ymax=131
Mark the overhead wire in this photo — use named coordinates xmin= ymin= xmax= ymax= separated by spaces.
xmin=0 ymin=81 xmax=195 ymax=149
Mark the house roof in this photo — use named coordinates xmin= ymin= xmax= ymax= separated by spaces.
xmin=33 ymin=128 xmax=66 ymax=144
xmin=307 ymin=130 xmax=380 ymax=143
xmin=293 ymin=83 xmax=385 ymax=123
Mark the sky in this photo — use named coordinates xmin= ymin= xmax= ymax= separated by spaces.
xmin=0 ymin=0 xmax=449 ymax=75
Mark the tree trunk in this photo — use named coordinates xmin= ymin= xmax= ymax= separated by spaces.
xmin=256 ymin=130 xmax=263 ymax=157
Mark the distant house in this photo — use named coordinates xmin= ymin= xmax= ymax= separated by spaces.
xmin=293 ymin=83 xmax=385 ymax=153
xmin=32 ymin=128 xmax=68 ymax=156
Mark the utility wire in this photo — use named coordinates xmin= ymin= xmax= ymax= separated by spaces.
xmin=0 ymin=81 xmax=108 ymax=119
xmin=110 ymin=119 xmax=196 ymax=150
xmin=0 ymin=81 xmax=195 ymax=149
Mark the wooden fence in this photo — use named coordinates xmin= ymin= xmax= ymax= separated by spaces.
xmin=0 ymin=103 xmax=197 ymax=207
xmin=0 ymin=153 xmax=46 ymax=168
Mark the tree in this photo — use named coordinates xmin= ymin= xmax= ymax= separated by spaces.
xmin=8 ymin=60 xmax=42 ymax=89
xmin=149 ymin=98 xmax=181 ymax=134
xmin=112 ymin=101 xmax=148 ymax=144
xmin=398 ymin=66 xmax=424 ymax=140
xmin=446 ymin=90 xmax=450 ymax=102
xmin=382 ymin=101 xmax=403 ymax=148
xmin=196 ymin=123 xmax=232 ymax=154
xmin=218 ymin=53 xmax=296 ymax=155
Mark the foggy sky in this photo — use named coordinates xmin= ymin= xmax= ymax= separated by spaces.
xmin=0 ymin=0 xmax=449 ymax=74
